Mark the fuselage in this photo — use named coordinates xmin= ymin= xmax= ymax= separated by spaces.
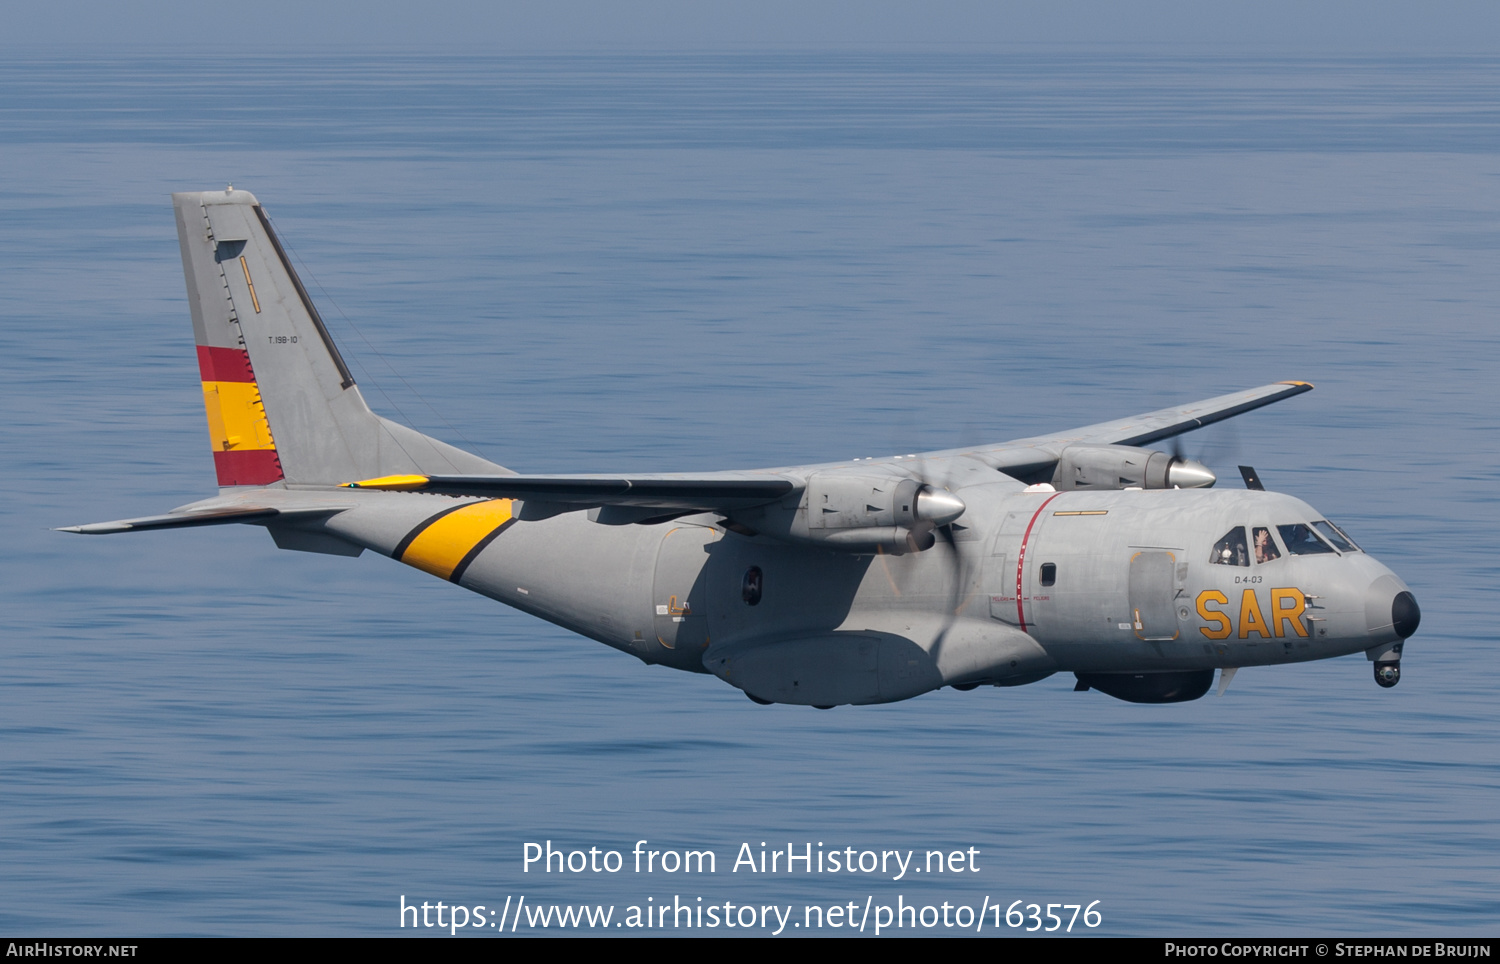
xmin=315 ymin=480 xmax=1415 ymax=705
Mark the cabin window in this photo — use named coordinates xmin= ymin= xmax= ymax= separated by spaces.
xmin=1040 ymin=563 xmax=1057 ymax=587
xmin=742 ymin=566 xmax=763 ymax=606
xmin=1252 ymin=527 xmax=1281 ymax=564
xmin=1278 ymin=523 xmax=1336 ymax=556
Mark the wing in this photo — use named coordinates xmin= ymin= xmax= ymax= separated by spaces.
xmin=977 ymin=381 xmax=1313 ymax=479
xmin=1036 ymin=380 xmax=1314 ymax=448
xmin=344 ymin=382 xmax=1312 ymax=502
xmin=342 ymin=473 xmax=795 ymax=519
xmin=62 ymin=382 xmax=1308 ymax=538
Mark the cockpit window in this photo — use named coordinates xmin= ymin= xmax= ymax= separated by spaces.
xmin=1313 ymin=520 xmax=1360 ymax=553
xmin=1253 ymin=527 xmax=1281 ymax=564
xmin=1210 ymin=527 xmax=1249 ymax=567
xmin=1278 ymin=523 xmax=1336 ymax=555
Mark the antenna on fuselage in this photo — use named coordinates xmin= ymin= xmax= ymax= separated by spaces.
xmin=1238 ymin=466 xmax=1265 ymax=491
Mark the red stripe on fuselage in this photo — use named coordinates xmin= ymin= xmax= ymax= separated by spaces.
xmin=1015 ymin=492 xmax=1062 ymax=632
xmin=213 ymin=449 xmax=284 ymax=486
xmin=197 ymin=345 xmax=256 ymax=383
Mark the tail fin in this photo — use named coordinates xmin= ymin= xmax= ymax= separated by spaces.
xmin=173 ymin=188 xmax=506 ymax=487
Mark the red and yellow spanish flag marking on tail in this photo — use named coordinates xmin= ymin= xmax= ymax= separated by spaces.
xmin=394 ymin=499 xmax=516 ymax=583
xmin=197 ymin=345 xmax=284 ymax=486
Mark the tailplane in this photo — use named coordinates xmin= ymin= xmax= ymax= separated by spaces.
xmin=173 ymin=188 xmax=505 ymax=487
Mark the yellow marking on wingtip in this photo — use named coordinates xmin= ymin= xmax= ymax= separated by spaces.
xmin=1278 ymin=380 xmax=1314 ymax=388
xmin=342 ymin=474 xmax=431 ymax=490
xmin=400 ymin=499 xmax=514 ymax=580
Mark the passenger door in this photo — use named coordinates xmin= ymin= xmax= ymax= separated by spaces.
xmin=1128 ymin=550 xmax=1179 ymax=640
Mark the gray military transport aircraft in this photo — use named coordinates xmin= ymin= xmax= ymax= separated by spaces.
xmin=63 ymin=188 xmax=1421 ymax=707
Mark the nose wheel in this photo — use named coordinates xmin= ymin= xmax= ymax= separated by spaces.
xmin=1374 ymin=660 xmax=1401 ymax=688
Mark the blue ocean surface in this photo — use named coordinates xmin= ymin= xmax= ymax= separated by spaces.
xmin=1 ymin=50 xmax=1497 ymax=936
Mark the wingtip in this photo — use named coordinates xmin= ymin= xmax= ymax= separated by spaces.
xmin=1278 ymin=380 xmax=1315 ymax=389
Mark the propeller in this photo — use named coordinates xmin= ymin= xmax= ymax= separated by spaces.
xmin=899 ymin=458 xmax=974 ymax=667
xmin=873 ymin=462 xmax=969 ymax=602
xmin=1169 ymin=421 xmax=1240 ymax=487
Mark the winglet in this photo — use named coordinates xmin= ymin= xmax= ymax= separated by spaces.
xmin=342 ymin=474 xmax=431 ymax=491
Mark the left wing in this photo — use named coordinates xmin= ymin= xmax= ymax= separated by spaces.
xmin=1042 ymin=381 xmax=1313 ymax=449
xmin=973 ymin=381 xmax=1313 ymax=479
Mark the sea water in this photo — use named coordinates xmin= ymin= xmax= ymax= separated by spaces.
xmin=0 ymin=50 xmax=1496 ymax=935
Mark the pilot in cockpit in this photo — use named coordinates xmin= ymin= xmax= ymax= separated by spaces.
xmin=1254 ymin=527 xmax=1280 ymax=564
xmin=1211 ymin=527 xmax=1249 ymax=567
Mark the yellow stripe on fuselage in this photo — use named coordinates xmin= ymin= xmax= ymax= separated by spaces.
xmin=399 ymin=499 xmax=515 ymax=581
xmin=202 ymin=380 xmax=276 ymax=451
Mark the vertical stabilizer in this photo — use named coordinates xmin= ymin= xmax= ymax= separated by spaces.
xmin=173 ymin=189 xmax=506 ymax=487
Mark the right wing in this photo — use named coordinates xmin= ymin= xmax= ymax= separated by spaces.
xmin=342 ymin=473 xmax=796 ymax=521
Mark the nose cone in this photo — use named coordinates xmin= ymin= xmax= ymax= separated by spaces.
xmin=1365 ymin=574 xmax=1419 ymax=640
xmin=1392 ymin=590 xmax=1421 ymax=639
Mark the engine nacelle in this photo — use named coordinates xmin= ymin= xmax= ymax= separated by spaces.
xmin=798 ymin=473 xmax=966 ymax=552
xmin=807 ymin=474 xmax=924 ymax=529
xmin=1051 ymin=444 xmax=1215 ymax=491
xmin=725 ymin=472 xmax=967 ymax=553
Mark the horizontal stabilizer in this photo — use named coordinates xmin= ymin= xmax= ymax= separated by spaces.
xmin=344 ymin=474 xmax=795 ymax=511
xmin=58 ymin=505 xmax=344 ymax=535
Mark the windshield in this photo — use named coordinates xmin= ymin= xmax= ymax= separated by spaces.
xmin=1312 ymin=520 xmax=1360 ymax=552
xmin=1277 ymin=523 xmax=1336 ymax=556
